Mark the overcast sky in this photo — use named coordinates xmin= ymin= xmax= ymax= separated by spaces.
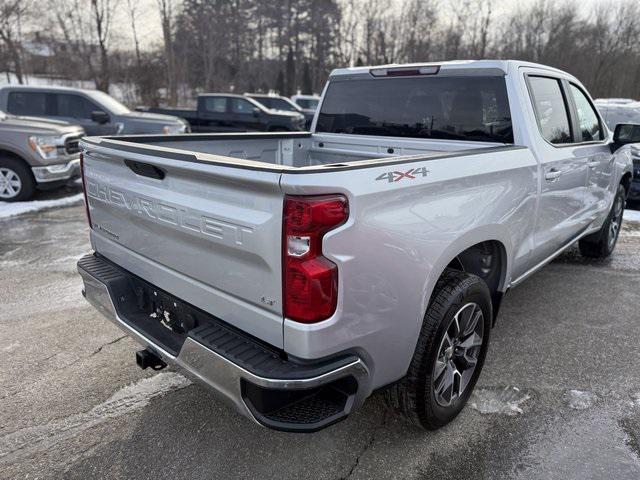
xmin=111 ymin=0 xmax=163 ymax=51
xmin=110 ymin=0 xmax=609 ymax=52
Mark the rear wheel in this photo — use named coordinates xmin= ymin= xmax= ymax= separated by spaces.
xmin=0 ymin=157 xmax=35 ymax=202
xmin=384 ymin=268 xmax=492 ymax=429
xmin=579 ymin=184 xmax=626 ymax=258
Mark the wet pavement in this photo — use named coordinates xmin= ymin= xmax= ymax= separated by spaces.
xmin=1 ymin=197 xmax=640 ymax=479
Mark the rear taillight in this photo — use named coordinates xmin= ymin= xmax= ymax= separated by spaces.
xmin=79 ymin=152 xmax=92 ymax=228
xmin=283 ymin=195 xmax=348 ymax=323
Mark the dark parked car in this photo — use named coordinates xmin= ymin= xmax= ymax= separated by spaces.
xmin=246 ymin=93 xmax=313 ymax=128
xmin=595 ymin=100 xmax=640 ymax=203
xmin=0 ymin=85 xmax=188 ymax=136
xmin=140 ymin=94 xmax=306 ymax=133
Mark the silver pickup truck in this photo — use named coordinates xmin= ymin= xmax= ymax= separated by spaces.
xmin=77 ymin=60 xmax=635 ymax=432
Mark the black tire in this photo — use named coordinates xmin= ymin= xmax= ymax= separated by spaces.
xmin=384 ymin=268 xmax=492 ymax=430
xmin=578 ymin=184 xmax=626 ymax=258
xmin=0 ymin=157 xmax=36 ymax=202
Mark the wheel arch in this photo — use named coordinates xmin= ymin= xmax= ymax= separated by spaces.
xmin=0 ymin=147 xmax=31 ymax=166
xmin=422 ymin=226 xmax=513 ymax=325
xmin=621 ymin=171 xmax=632 ymax=197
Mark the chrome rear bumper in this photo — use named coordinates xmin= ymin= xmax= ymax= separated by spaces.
xmin=78 ymin=254 xmax=370 ymax=432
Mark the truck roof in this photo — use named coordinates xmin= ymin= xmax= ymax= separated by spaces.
xmin=329 ymin=59 xmax=572 ymax=79
xmin=0 ymin=84 xmax=97 ymax=94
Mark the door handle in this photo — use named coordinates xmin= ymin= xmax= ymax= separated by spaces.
xmin=545 ymin=169 xmax=562 ymax=181
xmin=587 ymin=160 xmax=600 ymax=169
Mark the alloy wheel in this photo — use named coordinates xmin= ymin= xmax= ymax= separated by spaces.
xmin=608 ymin=194 xmax=624 ymax=249
xmin=433 ymin=302 xmax=484 ymax=407
xmin=0 ymin=167 xmax=22 ymax=199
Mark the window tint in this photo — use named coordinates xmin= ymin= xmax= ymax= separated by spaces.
xmin=251 ymin=97 xmax=297 ymax=112
xmin=528 ymin=76 xmax=572 ymax=144
xmin=203 ymin=97 xmax=227 ymax=113
xmin=231 ymin=98 xmax=255 ymax=114
xmin=569 ymin=84 xmax=603 ymax=142
xmin=296 ymin=98 xmax=319 ymax=109
xmin=7 ymin=92 xmax=47 ymax=116
xmin=55 ymin=94 xmax=100 ymax=119
xmin=316 ymin=76 xmax=513 ymax=143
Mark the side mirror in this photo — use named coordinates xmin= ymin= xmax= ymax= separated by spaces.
xmin=612 ymin=123 xmax=640 ymax=151
xmin=91 ymin=111 xmax=109 ymax=124
xmin=252 ymin=107 xmax=260 ymax=117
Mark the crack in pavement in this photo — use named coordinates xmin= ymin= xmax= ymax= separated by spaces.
xmin=339 ymin=410 xmax=388 ymax=480
xmin=0 ymin=335 xmax=131 ymax=402
xmin=90 ymin=335 xmax=128 ymax=356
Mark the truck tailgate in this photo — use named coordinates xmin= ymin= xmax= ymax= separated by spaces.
xmin=82 ymin=143 xmax=284 ymax=348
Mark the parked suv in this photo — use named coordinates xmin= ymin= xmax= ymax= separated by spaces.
xmin=140 ymin=94 xmax=306 ymax=133
xmin=0 ymin=110 xmax=83 ymax=201
xmin=246 ymin=93 xmax=313 ymax=128
xmin=291 ymin=94 xmax=320 ymax=126
xmin=0 ymin=85 xmax=188 ymax=137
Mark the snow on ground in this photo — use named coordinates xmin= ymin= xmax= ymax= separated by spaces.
xmin=469 ymin=386 xmax=530 ymax=415
xmin=566 ymin=390 xmax=598 ymax=410
xmin=624 ymin=208 xmax=640 ymax=223
xmin=0 ymin=372 xmax=190 ymax=461
xmin=0 ymin=193 xmax=83 ymax=220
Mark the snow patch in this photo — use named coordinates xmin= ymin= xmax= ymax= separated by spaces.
xmin=0 ymin=372 xmax=190 ymax=462
xmin=469 ymin=386 xmax=530 ymax=415
xmin=566 ymin=390 xmax=598 ymax=410
xmin=624 ymin=209 xmax=640 ymax=223
xmin=0 ymin=193 xmax=83 ymax=219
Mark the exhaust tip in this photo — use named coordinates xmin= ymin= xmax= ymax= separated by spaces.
xmin=136 ymin=348 xmax=167 ymax=371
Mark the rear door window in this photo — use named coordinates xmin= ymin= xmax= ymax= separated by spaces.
xmin=203 ymin=97 xmax=227 ymax=113
xmin=231 ymin=98 xmax=255 ymax=114
xmin=569 ymin=84 xmax=604 ymax=142
xmin=528 ymin=76 xmax=572 ymax=145
xmin=7 ymin=91 xmax=48 ymax=116
xmin=316 ymin=75 xmax=513 ymax=143
xmin=55 ymin=94 xmax=100 ymax=119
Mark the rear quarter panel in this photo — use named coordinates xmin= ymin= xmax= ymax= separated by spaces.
xmin=281 ymin=147 xmax=538 ymax=389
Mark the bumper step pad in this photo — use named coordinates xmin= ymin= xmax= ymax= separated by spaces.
xmin=78 ymin=253 xmax=365 ymax=431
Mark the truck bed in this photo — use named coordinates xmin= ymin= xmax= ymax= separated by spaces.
xmin=82 ymin=131 xmax=508 ymax=171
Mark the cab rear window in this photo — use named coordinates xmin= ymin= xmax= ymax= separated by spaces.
xmin=316 ymin=75 xmax=513 ymax=143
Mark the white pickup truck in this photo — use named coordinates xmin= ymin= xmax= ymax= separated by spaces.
xmin=77 ymin=60 xmax=635 ymax=432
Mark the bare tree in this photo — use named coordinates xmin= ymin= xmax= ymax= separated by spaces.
xmin=91 ymin=0 xmax=115 ymax=91
xmin=126 ymin=0 xmax=141 ymax=69
xmin=157 ymin=0 xmax=178 ymax=105
xmin=0 ymin=0 xmax=30 ymax=83
xmin=49 ymin=0 xmax=116 ymax=92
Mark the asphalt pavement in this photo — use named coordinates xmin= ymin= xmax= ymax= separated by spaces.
xmin=1 ymin=196 xmax=640 ymax=480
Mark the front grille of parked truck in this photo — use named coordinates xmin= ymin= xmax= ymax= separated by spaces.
xmin=64 ymin=136 xmax=82 ymax=155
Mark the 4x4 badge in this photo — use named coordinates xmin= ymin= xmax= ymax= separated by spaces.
xmin=376 ymin=166 xmax=430 ymax=183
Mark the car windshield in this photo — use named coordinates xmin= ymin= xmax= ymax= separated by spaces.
xmin=297 ymin=98 xmax=319 ymax=109
xmin=316 ymin=75 xmax=513 ymax=143
xmin=252 ymin=96 xmax=299 ymax=112
xmin=86 ymin=90 xmax=130 ymax=115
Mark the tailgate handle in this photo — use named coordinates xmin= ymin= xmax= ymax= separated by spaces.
xmin=124 ymin=160 xmax=165 ymax=180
